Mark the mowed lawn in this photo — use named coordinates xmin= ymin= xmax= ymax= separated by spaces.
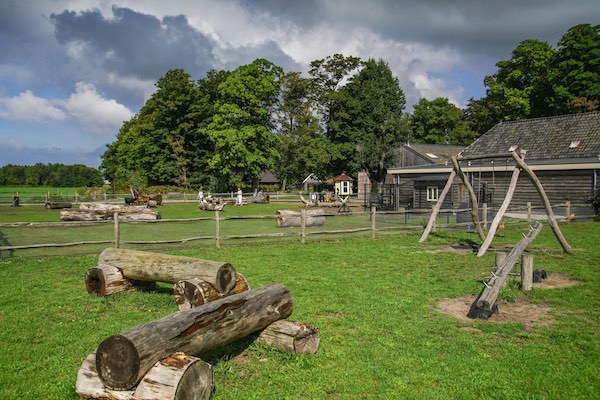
xmin=0 ymin=210 xmax=598 ymax=398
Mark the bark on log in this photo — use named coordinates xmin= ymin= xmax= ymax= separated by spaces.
xmin=99 ymin=248 xmax=236 ymax=293
xmin=258 ymin=320 xmax=320 ymax=354
xmin=173 ymin=273 xmax=250 ymax=311
xmin=477 ymin=167 xmax=521 ymax=257
xmin=79 ymin=203 xmax=149 ymax=212
xmin=198 ymin=201 xmax=225 ymax=211
xmin=96 ymin=283 xmax=293 ymax=390
xmin=60 ymin=209 xmax=160 ymax=221
xmin=133 ymin=353 xmax=214 ymax=400
xmin=511 ymin=151 xmax=573 ymax=254
xmin=85 ymin=264 xmax=135 ymax=296
xmin=475 ymin=223 xmax=543 ymax=312
xmin=419 ymin=170 xmax=456 ymax=242
xmin=276 ymin=209 xmax=324 ymax=227
xmin=451 ymin=156 xmax=486 ymax=241
xmin=76 ymin=352 xmax=136 ymax=400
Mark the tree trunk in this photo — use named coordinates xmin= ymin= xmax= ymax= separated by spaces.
xmin=85 ymin=264 xmax=135 ymax=296
xmin=133 ymin=353 xmax=214 ymax=400
xmin=79 ymin=203 xmax=148 ymax=212
xmin=173 ymin=273 xmax=250 ymax=311
xmin=258 ymin=320 xmax=320 ymax=354
xmin=98 ymin=248 xmax=236 ymax=293
xmin=276 ymin=209 xmax=324 ymax=227
xmin=96 ymin=283 xmax=293 ymax=390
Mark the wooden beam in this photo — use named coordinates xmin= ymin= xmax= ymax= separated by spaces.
xmin=419 ymin=170 xmax=456 ymax=242
xmin=451 ymin=156 xmax=486 ymax=241
xmin=477 ymin=167 xmax=521 ymax=257
xmin=510 ymin=151 xmax=573 ymax=254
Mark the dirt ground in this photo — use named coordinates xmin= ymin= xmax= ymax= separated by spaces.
xmin=434 ymin=273 xmax=581 ymax=328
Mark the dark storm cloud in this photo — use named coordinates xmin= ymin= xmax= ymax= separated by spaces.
xmin=50 ymin=7 xmax=218 ymax=80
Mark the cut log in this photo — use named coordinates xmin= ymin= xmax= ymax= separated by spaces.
xmin=173 ymin=273 xmax=250 ymax=311
xmin=45 ymin=201 xmax=72 ymax=209
xmin=76 ymin=352 xmax=135 ymax=400
xmin=198 ymin=201 xmax=225 ymax=211
xmin=85 ymin=263 xmax=135 ymax=296
xmin=474 ymin=222 xmax=543 ymax=314
xmin=96 ymin=283 xmax=293 ymax=390
xmin=511 ymin=150 xmax=573 ymax=254
xmin=60 ymin=208 xmax=160 ymax=221
xmin=79 ymin=203 xmax=148 ymax=213
xmin=98 ymin=248 xmax=236 ymax=293
xmin=258 ymin=320 xmax=320 ymax=354
xmin=276 ymin=209 xmax=325 ymax=227
xmin=133 ymin=353 xmax=214 ymax=400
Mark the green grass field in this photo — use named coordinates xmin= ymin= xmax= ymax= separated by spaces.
xmin=0 ymin=202 xmax=598 ymax=399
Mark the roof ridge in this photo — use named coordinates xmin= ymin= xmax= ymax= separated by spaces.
xmin=498 ymin=111 xmax=600 ymax=125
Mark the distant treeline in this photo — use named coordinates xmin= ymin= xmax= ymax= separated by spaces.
xmin=0 ymin=163 xmax=103 ymax=187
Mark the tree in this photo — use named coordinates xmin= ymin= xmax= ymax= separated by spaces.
xmin=202 ymin=59 xmax=283 ymax=190
xmin=551 ymin=24 xmax=600 ymax=114
xmin=273 ymin=72 xmax=330 ymax=189
xmin=410 ymin=97 xmax=477 ymax=145
xmin=342 ymin=58 xmax=408 ymax=194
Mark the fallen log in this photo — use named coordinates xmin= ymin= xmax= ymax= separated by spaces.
xmin=133 ymin=353 xmax=214 ymax=400
xmin=472 ymin=222 xmax=543 ymax=316
xmin=98 ymin=248 xmax=236 ymax=293
xmin=173 ymin=273 xmax=250 ymax=311
xmin=76 ymin=352 xmax=213 ymax=400
xmin=276 ymin=209 xmax=325 ymax=227
xmin=258 ymin=320 xmax=320 ymax=354
xmin=60 ymin=208 xmax=160 ymax=221
xmin=79 ymin=203 xmax=148 ymax=212
xmin=45 ymin=201 xmax=72 ymax=209
xmin=96 ymin=283 xmax=293 ymax=390
xmin=85 ymin=263 xmax=135 ymax=296
xmin=199 ymin=201 xmax=225 ymax=211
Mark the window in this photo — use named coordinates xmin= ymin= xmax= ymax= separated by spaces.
xmin=427 ymin=186 xmax=439 ymax=202
xmin=341 ymin=181 xmax=350 ymax=194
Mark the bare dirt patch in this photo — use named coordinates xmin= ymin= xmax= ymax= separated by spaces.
xmin=422 ymin=244 xmax=476 ymax=254
xmin=434 ymin=273 xmax=582 ymax=328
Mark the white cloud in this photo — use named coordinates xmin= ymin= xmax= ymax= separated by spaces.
xmin=62 ymin=81 xmax=134 ymax=133
xmin=106 ymin=73 xmax=156 ymax=101
xmin=0 ymin=90 xmax=67 ymax=122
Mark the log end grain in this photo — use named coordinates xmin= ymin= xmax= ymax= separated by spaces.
xmin=258 ymin=320 xmax=320 ymax=354
xmin=76 ymin=352 xmax=135 ymax=400
xmin=216 ymin=263 xmax=236 ymax=293
xmin=174 ymin=279 xmax=219 ymax=311
xmin=85 ymin=264 xmax=134 ymax=296
xmin=96 ymin=335 xmax=141 ymax=390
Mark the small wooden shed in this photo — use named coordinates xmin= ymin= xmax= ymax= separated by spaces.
xmin=334 ymin=174 xmax=354 ymax=196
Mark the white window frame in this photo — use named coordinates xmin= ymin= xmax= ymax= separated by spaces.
xmin=341 ymin=181 xmax=350 ymax=195
xmin=427 ymin=186 xmax=439 ymax=202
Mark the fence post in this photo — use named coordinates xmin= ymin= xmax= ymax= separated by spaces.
xmin=301 ymin=208 xmax=306 ymax=244
xmin=521 ymin=253 xmax=533 ymax=291
xmin=482 ymin=203 xmax=488 ymax=230
xmin=75 ymin=193 xmax=78 ymax=204
xmin=215 ymin=210 xmax=220 ymax=249
xmin=113 ymin=212 xmax=120 ymax=248
xmin=527 ymin=202 xmax=532 ymax=223
xmin=399 ymin=207 xmax=406 ymax=225
xmin=566 ymin=201 xmax=571 ymax=222
xmin=371 ymin=205 xmax=376 ymax=239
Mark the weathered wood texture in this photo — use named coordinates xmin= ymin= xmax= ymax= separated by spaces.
xmin=511 ymin=151 xmax=573 ymax=254
xmin=477 ymin=167 xmax=521 ymax=256
xmin=276 ymin=209 xmax=325 ymax=227
xmin=98 ymin=248 xmax=236 ymax=293
xmin=96 ymin=283 xmax=293 ymax=390
xmin=76 ymin=352 xmax=213 ymax=400
xmin=173 ymin=273 xmax=250 ymax=311
xmin=258 ymin=320 xmax=320 ymax=354
xmin=79 ymin=203 xmax=148 ymax=212
xmin=475 ymin=223 xmax=543 ymax=312
xmin=60 ymin=208 xmax=160 ymax=221
xmin=451 ymin=156 xmax=486 ymax=241
xmin=521 ymin=253 xmax=533 ymax=292
xmin=419 ymin=170 xmax=456 ymax=242
xmin=85 ymin=263 xmax=134 ymax=296
xmin=133 ymin=353 xmax=214 ymax=400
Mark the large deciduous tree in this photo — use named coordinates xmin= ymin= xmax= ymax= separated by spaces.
xmin=342 ymin=58 xmax=408 ymax=194
xmin=411 ymin=97 xmax=477 ymax=145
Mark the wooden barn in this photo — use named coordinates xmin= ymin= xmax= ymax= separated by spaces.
xmin=387 ymin=112 xmax=600 ymax=214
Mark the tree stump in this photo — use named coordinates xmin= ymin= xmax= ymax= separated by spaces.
xmin=96 ymin=283 xmax=293 ymax=390
xmin=98 ymin=248 xmax=236 ymax=293
xmin=258 ymin=320 xmax=320 ymax=354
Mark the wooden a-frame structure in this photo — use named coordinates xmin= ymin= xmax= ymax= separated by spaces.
xmin=419 ymin=150 xmax=573 ymax=256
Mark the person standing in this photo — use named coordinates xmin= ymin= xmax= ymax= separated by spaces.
xmin=236 ymin=187 xmax=243 ymax=205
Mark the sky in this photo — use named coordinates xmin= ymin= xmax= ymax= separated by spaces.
xmin=0 ymin=1 xmax=598 ymax=168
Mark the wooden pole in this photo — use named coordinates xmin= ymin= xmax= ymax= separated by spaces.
xmin=566 ymin=201 xmax=571 ymax=222
xmin=301 ymin=208 xmax=306 ymax=244
xmin=451 ymin=157 xmax=486 ymax=241
xmin=215 ymin=210 xmax=220 ymax=249
xmin=511 ymin=151 xmax=573 ymax=254
xmin=521 ymin=253 xmax=533 ymax=291
xmin=477 ymin=167 xmax=521 ymax=257
xmin=113 ymin=212 xmax=120 ymax=248
xmin=419 ymin=169 xmax=456 ymax=242
xmin=482 ymin=203 xmax=488 ymax=230
xmin=527 ymin=202 xmax=532 ymax=223
xmin=371 ymin=205 xmax=376 ymax=239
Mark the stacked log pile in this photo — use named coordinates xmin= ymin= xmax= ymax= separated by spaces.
xmin=61 ymin=203 xmax=160 ymax=221
xmin=76 ymin=283 xmax=320 ymax=399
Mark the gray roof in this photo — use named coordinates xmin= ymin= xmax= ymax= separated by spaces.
xmin=460 ymin=112 xmax=600 ymax=161
xmin=405 ymin=143 xmax=465 ymax=164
